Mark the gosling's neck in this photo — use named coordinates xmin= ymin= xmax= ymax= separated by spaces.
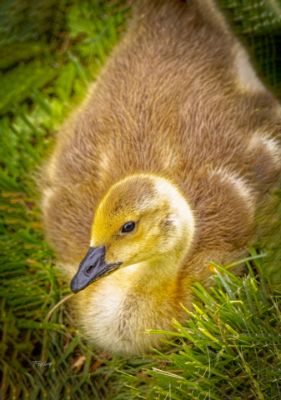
xmin=126 ymin=250 xmax=189 ymax=292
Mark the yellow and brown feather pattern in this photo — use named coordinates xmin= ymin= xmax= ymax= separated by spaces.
xmin=41 ymin=0 xmax=281 ymax=355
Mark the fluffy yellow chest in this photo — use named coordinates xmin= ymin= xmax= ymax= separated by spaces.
xmin=76 ymin=263 xmax=183 ymax=355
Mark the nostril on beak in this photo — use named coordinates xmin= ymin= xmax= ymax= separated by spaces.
xmin=70 ymin=245 xmax=122 ymax=293
xmin=85 ymin=255 xmax=104 ymax=276
xmin=86 ymin=265 xmax=94 ymax=275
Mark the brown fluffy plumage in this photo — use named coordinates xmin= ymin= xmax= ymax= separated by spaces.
xmin=41 ymin=0 xmax=281 ymax=355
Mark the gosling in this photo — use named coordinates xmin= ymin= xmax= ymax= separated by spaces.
xmin=41 ymin=0 xmax=281 ymax=355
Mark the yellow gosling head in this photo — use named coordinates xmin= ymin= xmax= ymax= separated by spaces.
xmin=70 ymin=174 xmax=195 ymax=293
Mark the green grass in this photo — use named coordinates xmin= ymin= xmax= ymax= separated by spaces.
xmin=116 ymin=260 xmax=281 ymax=399
xmin=0 ymin=1 xmax=281 ymax=399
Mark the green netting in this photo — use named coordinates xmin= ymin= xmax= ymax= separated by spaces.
xmin=218 ymin=0 xmax=281 ymax=94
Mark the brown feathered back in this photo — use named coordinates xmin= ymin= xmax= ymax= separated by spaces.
xmin=41 ymin=0 xmax=281 ymax=269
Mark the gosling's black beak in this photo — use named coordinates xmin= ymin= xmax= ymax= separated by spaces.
xmin=70 ymin=246 xmax=122 ymax=293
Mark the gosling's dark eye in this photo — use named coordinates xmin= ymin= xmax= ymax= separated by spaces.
xmin=121 ymin=221 xmax=136 ymax=234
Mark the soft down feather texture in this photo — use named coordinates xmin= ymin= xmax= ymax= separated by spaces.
xmin=41 ymin=0 xmax=281 ymax=355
